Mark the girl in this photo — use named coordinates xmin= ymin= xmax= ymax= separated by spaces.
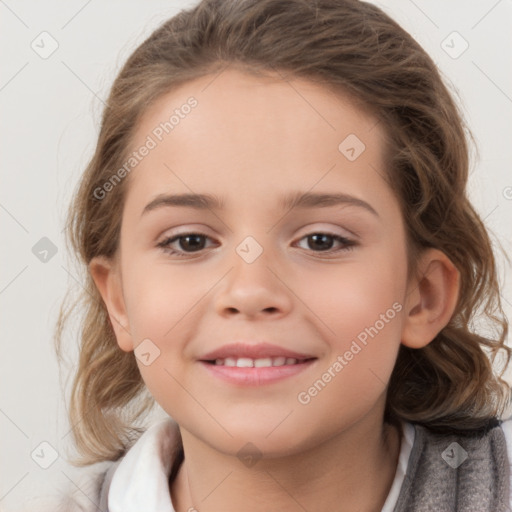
xmin=31 ymin=0 xmax=512 ymax=510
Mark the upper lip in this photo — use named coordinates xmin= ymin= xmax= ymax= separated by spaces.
xmin=199 ymin=342 xmax=316 ymax=361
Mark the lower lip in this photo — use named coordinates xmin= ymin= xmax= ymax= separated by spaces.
xmin=199 ymin=359 xmax=317 ymax=386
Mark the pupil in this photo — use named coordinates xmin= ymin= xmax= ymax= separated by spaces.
xmin=182 ymin=235 xmax=204 ymax=251
xmin=310 ymin=234 xmax=332 ymax=251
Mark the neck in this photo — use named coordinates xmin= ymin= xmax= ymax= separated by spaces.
xmin=170 ymin=414 xmax=402 ymax=512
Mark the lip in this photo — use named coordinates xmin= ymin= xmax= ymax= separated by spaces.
xmin=199 ymin=342 xmax=316 ymax=361
xmin=199 ymin=359 xmax=317 ymax=386
xmin=198 ymin=342 xmax=318 ymax=386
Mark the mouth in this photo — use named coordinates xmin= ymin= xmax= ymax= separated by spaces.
xmin=201 ymin=356 xmax=317 ymax=367
xmin=198 ymin=342 xmax=318 ymax=385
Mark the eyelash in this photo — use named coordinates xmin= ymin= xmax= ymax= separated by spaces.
xmin=156 ymin=231 xmax=357 ymax=258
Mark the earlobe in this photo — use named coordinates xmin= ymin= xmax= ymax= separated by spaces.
xmin=89 ymin=256 xmax=134 ymax=352
xmin=401 ymin=249 xmax=460 ymax=349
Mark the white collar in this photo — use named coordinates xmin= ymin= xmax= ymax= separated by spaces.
xmin=108 ymin=418 xmax=182 ymax=512
xmin=381 ymin=421 xmax=415 ymax=512
xmin=108 ymin=418 xmax=414 ymax=512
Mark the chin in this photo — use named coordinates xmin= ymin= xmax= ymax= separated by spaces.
xmin=206 ymin=423 xmax=318 ymax=461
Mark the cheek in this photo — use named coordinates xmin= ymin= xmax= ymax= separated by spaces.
xmin=293 ymin=264 xmax=405 ymax=436
xmin=122 ymin=259 xmax=203 ymax=341
xmin=299 ymin=248 xmax=407 ymax=345
xmin=120 ymin=261 xmax=207 ymax=398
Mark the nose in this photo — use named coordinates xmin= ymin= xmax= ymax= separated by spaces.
xmin=214 ymin=242 xmax=293 ymax=320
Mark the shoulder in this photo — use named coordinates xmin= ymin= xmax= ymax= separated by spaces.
xmin=9 ymin=461 xmax=118 ymax=512
xmin=412 ymin=415 xmax=511 ymax=459
xmin=395 ymin=417 xmax=511 ymax=510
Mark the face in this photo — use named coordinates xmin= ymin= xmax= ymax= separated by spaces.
xmin=105 ymin=68 xmax=411 ymax=456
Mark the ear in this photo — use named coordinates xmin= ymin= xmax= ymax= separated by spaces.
xmin=401 ymin=248 xmax=460 ymax=349
xmin=89 ymin=255 xmax=134 ymax=352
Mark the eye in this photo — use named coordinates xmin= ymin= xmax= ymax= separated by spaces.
xmin=157 ymin=231 xmax=357 ymax=258
xmin=295 ymin=232 xmax=356 ymax=255
xmin=157 ymin=232 xmax=216 ymax=257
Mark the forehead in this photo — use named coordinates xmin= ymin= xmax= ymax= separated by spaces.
xmin=133 ymin=67 xmax=382 ymax=148
xmin=124 ymin=68 xmax=390 ymax=213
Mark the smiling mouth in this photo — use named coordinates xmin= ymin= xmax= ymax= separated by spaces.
xmin=202 ymin=356 xmax=317 ymax=367
xmin=199 ymin=355 xmax=318 ymax=386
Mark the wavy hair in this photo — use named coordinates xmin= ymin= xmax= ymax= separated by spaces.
xmin=55 ymin=0 xmax=511 ymax=465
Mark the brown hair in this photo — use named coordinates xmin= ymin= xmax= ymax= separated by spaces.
xmin=55 ymin=0 xmax=511 ymax=465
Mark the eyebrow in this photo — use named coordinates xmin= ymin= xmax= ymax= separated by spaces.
xmin=141 ymin=191 xmax=379 ymax=217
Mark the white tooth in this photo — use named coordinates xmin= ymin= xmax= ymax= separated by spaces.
xmin=254 ymin=358 xmax=273 ymax=368
xmin=272 ymin=357 xmax=287 ymax=366
xmin=225 ymin=357 xmax=237 ymax=367
xmin=214 ymin=359 xmax=224 ymax=365
xmin=285 ymin=358 xmax=298 ymax=365
xmin=236 ymin=357 xmax=254 ymax=368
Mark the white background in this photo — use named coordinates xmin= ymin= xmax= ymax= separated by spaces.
xmin=1 ymin=0 xmax=511 ymax=509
